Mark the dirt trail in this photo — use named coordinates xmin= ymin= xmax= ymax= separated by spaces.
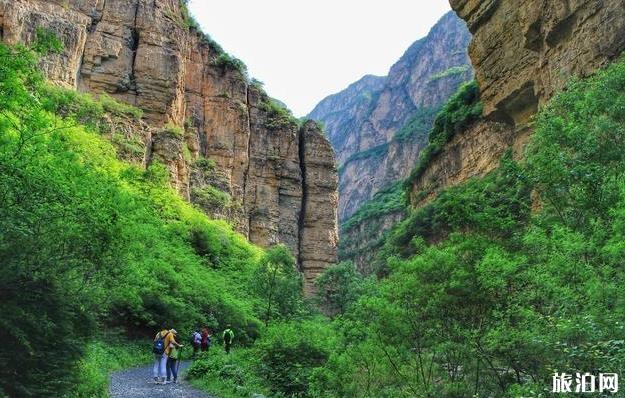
xmin=109 ymin=361 xmax=214 ymax=398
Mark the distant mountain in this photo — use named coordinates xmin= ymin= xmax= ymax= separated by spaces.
xmin=309 ymin=11 xmax=472 ymax=222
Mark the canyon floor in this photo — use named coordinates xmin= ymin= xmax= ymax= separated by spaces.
xmin=109 ymin=361 xmax=214 ymax=398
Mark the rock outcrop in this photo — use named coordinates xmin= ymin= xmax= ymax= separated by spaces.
xmin=0 ymin=0 xmax=338 ymax=292
xmin=309 ymin=11 xmax=472 ymax=222
xmin=410 ymin=0 xmax=625 ymax=204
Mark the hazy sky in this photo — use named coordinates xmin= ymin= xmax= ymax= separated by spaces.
xmin=188 ymin=1 xmax=452 ymax=116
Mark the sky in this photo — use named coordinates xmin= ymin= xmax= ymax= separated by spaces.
xmin=188 ymin=1 xmax=452 ymax=116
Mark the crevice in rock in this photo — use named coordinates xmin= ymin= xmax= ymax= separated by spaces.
xmin=243 ymin=85 xmax=253 ymax=238
xmin=297 ymin=126 xmax=308 ymax=273
xmin=88 ymin=0 xmax=105 ymax=33
xmin=78 ymin=0 xmax=106 ymax=90
xmin=128 ymin=1 xmax=140 ymax=104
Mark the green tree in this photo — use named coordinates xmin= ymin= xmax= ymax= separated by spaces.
xmin=315 ymin=261 xmax=369 ymax=316
xmin=252 ymin=245 xmax=303 ymax=325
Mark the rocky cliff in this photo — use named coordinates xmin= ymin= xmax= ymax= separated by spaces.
xmin=410 ymin=0 xmax=625 ymax=204
xmin=309 ymin=11 xmax=472 ymax=222
xmin=0 ymin=0 xmax=338 ymax=292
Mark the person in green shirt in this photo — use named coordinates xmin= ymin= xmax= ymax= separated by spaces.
xmin=222 ymin=325 xmax=234 ymax=354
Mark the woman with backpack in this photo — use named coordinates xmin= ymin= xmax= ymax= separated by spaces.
xmin=201 ymin=327 xmax=211 ymax=352
xmin=152 ymin=323 xmax=173 ymax=384
xmin=166 ymin=329 xmax=184 ymax=384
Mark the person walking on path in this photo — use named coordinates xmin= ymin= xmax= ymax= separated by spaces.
xmin=152 ymin=323 xmax=174 ymax=384
xmin=222 ymin=325 xmax=234 ymax=354
xmin=166 ymin=329 xmax=184 ymax=384
xmin=201 ymin=327 xmax=211 ymax=352
xmin=191 ymin=329 xmax=202 ymax=358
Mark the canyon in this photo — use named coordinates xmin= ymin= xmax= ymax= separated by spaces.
xmin=309 ymin=11 xmax=472 ymax=271
xmin=310 ymin=11 xmax=472 ymax=223
xmin=0 ymin=0 xmax=338 ymax=292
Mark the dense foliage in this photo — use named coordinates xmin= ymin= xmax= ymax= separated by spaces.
xmin=310 ymin=57 xmax=625 ymax=397
xmin=394 ymin=107 xmax=438 ymax=142
xmin=190 ymin=57 xmax=625 ymax=398
xmin=0 ymin=41 xmax=267 ymax=396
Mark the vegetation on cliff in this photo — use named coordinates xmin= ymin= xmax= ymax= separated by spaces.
xmin=307 ymin=56 xmax=625 ymax=397
xmin=0 ymin=39 xmax=310 ymax=397
xmin=405 ymin=80 xmax=483 ymax=191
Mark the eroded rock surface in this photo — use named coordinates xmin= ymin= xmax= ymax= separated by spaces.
xmin=0 ymin=0 xmax=338 ymax=292
xmin=410 ymin=0 xmax=625 ymax=206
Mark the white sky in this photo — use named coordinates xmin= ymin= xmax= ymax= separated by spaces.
xmin=188 ymin=1 xmax=452 ymax=116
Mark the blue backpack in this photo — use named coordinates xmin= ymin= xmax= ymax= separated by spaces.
xmin=153 ymin=332 xmax=169 ymax=355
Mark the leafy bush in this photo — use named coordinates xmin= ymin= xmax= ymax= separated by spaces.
xmin=251 ymin=245 xmax=304 ymax=325
xmin=260 ymin=98 xmax=300 ymax=131
xmin=315 ymin=262 xmax=371 ymax=316
xmin=191 ymin=185 xmax=231 ymax=209
xmin=213 ymin=53 xmax=248 ymax=76
xmin=69 ymin=339 xmax=151 ymax=398
xmin=255 ymin=320 xmax=335 ymax=397
xmin=188 ymin=349 xmax=268 ymax=398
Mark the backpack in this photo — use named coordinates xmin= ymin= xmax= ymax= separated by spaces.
xmin=192 ymin=332 xmax=201 ymax=345
xmin=153 ymin=331 xmax=168 ymax=355
xmin=223 ymin=329 xmax=233 ymax=344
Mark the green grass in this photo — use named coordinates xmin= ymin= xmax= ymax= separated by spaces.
xmin=69 ymin=339 xmax=152 ymax=398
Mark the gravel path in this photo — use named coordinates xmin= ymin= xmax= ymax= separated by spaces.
xmin=110 ymin=360 xmax=214 ymax=398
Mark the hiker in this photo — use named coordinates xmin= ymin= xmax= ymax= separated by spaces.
xmin=201 ymin=327 xmax=212 ymax=352
xmin=191 ymin=329 xmax=202 ymax=358
xmin=166 ymin=329 xmax=184 ymax=384
xmin=222 ymin=325 xmax=234 ymax=354
xmin=152 ymin=323 xmax=174 ymax=384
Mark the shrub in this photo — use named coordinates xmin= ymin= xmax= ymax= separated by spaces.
xmin=213 ymin=53 xmax=248 ymax=76
xmin=255 ymin=320 xmax=335 ymax=397
xmin=260 ymin=98 xmax=299 ymax=131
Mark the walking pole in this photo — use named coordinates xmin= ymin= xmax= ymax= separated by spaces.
xmin=176 ymin=347 xmax=181 ymax=377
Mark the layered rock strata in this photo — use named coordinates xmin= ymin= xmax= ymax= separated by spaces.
xmin=0 ymin=0 xmax=338 ymax=291
xmin=410 ymin=0 xmax=625 ymax=205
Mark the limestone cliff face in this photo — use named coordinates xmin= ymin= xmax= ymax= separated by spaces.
xmin=309 ymin=11 xmax=472 ymax=222
xmin=1 ymin=0 xmax=338 ymax=291
xmin=411 ymin=0 xmax=625 ymax=204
